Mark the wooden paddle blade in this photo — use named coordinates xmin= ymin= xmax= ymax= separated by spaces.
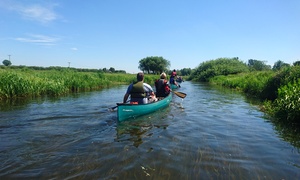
xmin=173 ymin=91 xmax=186 ymax=98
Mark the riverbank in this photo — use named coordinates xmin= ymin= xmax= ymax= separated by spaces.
xmin=0 ymin=67 xmax=163 ymax=100
xmin=209 ymin=66 xmax=300 ymax=126
xmin=187 ymin=57 xmax=299 ymax=127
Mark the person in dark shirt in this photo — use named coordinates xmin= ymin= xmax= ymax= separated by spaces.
xmin=155 ymin=72 xmax=171 ymax=98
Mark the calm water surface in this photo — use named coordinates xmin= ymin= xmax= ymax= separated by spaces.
xmin=0 ymin=81 xmax=299 ymax=179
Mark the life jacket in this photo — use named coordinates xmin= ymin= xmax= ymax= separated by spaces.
xmin=155 ymin=79 xmax=170 ymax=97
xmin=130 ymin=81 xmax=146 ymax=98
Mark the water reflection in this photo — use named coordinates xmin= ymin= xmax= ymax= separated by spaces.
xmin=195 ymin=82 xmax=300 ymax=151
xmin=0 ymin=97 xmax=41 ymax=111
xmin=1 ymin=81 xmax=299 ymax=179
xmin=0 ymin=89 xmax=110 ymax=112
xmin=272 ymin=119 xmax=300 ymax=150
xmin=115 ymin=107 xmax=171 ymax=148
xmin=115 ymin=123 xmax=153 ymax=147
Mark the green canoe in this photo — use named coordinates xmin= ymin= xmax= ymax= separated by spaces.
xmin=170 ymin=84 xmax=179 ymax=90
xmin=117 ymin=93 xmax=172 ymax=122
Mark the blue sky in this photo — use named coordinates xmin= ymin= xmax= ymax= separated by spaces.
xmin=0 ymin=0 xmax=299 ymax=73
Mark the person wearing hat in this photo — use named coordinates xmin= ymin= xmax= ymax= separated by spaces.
xmin=169 ymin=72 xmax=180 ymax=88
xmin=155 ymin=72 xmax=171 ymax=98
xmin=123 ymin=72 xmax=156 ymax=104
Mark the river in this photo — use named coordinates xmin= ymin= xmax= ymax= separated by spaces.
xmin=0 ymin=81 xmax=299 ymax=179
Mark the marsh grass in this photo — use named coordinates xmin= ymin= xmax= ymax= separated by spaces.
xmin=209 ymin=67 xmax=300 ymax=125
xmin=0 ymin=69 xmax=160 ymax=100
xmin=210 ymin=71 xmax=274 ymax=99
xmin=0 ymin=69 xmax=123 ymax=99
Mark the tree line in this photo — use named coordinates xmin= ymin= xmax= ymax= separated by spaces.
xmin=1 ymin=60 xmax=126 ymax=73
xmin=189 ymin=57 xmax=300 ymax=82
xmin=137 ymin=56 xmax=192 ymax=76
xmin=2 ymin=56 xmax=192 ymax=76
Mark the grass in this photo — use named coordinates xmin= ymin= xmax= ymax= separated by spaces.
xmin=209 ymin=67 xmax=300 ymax=126
xmin=0 ymin=68 xmax=161 ymax=100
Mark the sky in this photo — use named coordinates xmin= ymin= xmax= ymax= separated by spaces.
xmin=0 ymin=0 xmax=299 ymax=73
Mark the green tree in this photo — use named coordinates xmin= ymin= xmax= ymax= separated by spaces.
xmin=179 ymin=68 xmax=192 ymax=76
xmin=109 ymin=67 xmax=115 ymax=73
xmin=293 ymin=61 xmax=300 ymax=66
xmin=273 ymin=60 xmax=290 ymax=71
xmin=247 ymin=59 xmax=271 ymax=71
xmin=2 ymin=59 xmax=12 ymax=66
xmin=138 ymin=56 xmax=170 ymax=74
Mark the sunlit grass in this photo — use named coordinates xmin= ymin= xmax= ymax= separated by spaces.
xmin=0 ymin=69 xmax=161 ymax=100
xmin=210 ymin=71 xmax=274 ymax=98
xmin=209 ymin=67 xmax=300 ymax=125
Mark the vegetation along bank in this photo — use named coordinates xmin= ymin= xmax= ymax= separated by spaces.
xmin=0 ymin=67 xmax=138 ymax=99
xmin=0 ymin=65 xmax=181 ymax=99
xmin=1 ymin=57 xmax=299 ymax=129
xmin=189 ymin=57 xmax=300 ymax=127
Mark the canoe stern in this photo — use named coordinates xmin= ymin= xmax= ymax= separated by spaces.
xmin=117 ymin=93 xmax=172 ymax=122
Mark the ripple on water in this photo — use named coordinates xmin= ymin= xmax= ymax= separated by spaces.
xmin=0 ymin=82 xmax=299 ymax=179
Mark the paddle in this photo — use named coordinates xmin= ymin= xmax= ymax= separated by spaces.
xmin=109 ymin=100 xmax=130 ymax=110
xmin=173 ymin=91 xmax=186 ymax=99
xmin=110 ymin=104 xmax=119 ymax=111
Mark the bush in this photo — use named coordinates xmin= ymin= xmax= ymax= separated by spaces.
xmin=270 ymin=80 xmax=300 ymax=124
xmin=210 ymin=71 xmax=274 ymax=99
xmin=190 ymin=57 xmax=249 ymax=81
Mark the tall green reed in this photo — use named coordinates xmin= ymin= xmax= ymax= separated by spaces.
xmin=0 ymin=69 xmax=135 ymax=99
xmin=209 ymin=67 xmax=300 ymax=124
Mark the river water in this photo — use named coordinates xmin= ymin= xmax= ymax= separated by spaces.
xmin=0 ymin=81 xmax=299 ymax=179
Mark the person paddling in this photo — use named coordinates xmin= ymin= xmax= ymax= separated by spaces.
xmin=123 ymin=72 xmax=156 ymax=104
xmin=169 ymin=72 xmax=180 ymax=88
xmin=155 ymin=72 xmax=171 ymax=98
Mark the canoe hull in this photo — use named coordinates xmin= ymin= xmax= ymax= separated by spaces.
xmin=171 ymin=84 xmax=179 ymax=90
xmin=117 ymin=93 xmax=172 ymax=122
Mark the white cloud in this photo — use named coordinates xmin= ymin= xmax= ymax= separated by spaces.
xmin=15 ymin=34 xmax=60 ymax=46
xmin=21 ymin=4 xmax=58 ymax=23
xmin=0 ymin=0 xmax=59 ymax=24
xmin=71 ymin=47 xmax=78 ymax=51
